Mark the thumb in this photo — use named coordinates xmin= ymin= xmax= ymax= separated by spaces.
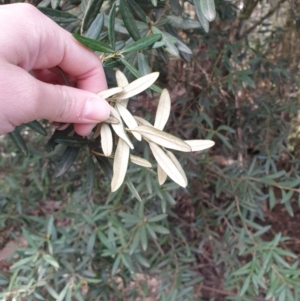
xmin=0 ymin=64 xmax=110 ymax=132
xmin=39 ymin=81 xmax=110 ymax=124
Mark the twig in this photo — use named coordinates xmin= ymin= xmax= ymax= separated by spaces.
xmin=237 ymin=0 xmax=287 ymax=40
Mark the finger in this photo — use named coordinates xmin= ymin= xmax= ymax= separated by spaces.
xmin=1 ymin=3 xmax=107 ymax=93
xmin=0 ymin=64 xmax=110 ymax=133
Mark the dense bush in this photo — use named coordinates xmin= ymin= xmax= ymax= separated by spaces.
xmin=1 ymin=0 xmax=300 ymax=300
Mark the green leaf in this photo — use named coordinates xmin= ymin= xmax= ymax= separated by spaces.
xmin=86 ymin=156 xmax=95 ymax=200
xmin=200 ymin=0 xmax=216 ymax=22
xmin=54 ymin=147 xmax=80 ymax=177
xmin=47 ymin=215 xmax=54 ymax=237
xmin=85 ymin=13 xmax=104 ymax=39
xmin=108 ymin=3 xmax=117 ymax=49
xmin=82 ymin=0 xmax=104 ymax=32
xmin=95 ymin=156 xmax=113 ymax=180
xmin=73 ymin=34 xmax=115 ymax=53
xmin=42 ymin=254 xmax=60 ymax=269
xmin=167 ymin=15 xmax=202 ymax=29
xmin=126 ymin=180 xmax=142 ymax=202
xmin=120 ymin=58 xmax=163 ymax=93
xmin=56 ymin=283 xmax=70 ymax=301
xmin=193 ymin=0 xmax=209 ymax=32
xmin=87 ymin=232 xmax=96 ymax=255
xmin=55 ymin=136 xmax=87 ymax=147
xmin=148 ymin=214 xmax=168 ymax=223
xmin=170 ymin=0 xmax=182 ymax=16
xmin=45 ymin=124 xmax=73 ymax=151
xmin=140 ymin=225 xmax=148 ymax=251
xmin=240 ymin=275 xmax=251 ymax=296
xmin=138 ymin=52 xmax=150 ymax=75
xmin=127 ymin=0 xmax=148 ymax=22
xmin=112 ymin=254 xmax=121 ymax=276
xmin=9 ymin=127 xmax=28 ymax=156
xmin=38 ymin=7 xmax=78 ymax=23
xmin=26 ymin=120 xmax=47 ymax=135
xmin=151 ymin=224 xmax=170 ymax=235
xmin=122 ymin=34 xmax=162 ymax=54
xmin=120 ymin=0 xmax=141 ymax=41
xmin=10 ymin=256 xmax=35 ymax=270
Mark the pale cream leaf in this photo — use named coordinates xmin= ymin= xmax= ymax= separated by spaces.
xmin=154 ymin=89 xmax=171 ymax=130
xmin=110 ymin=106 xmax=134 ymax=149
xmin=165 ymin=150 xmax=187 ymax=186
xmin=111 ymin=138 xmax=130 ymax=192
xmin=112 ymin=72 xmax=159 ymax=100
xmin=184 ymin=140 xmax=215 ymax=152
xmin=134 ymin=116 xmax=153 ymax=127
xmin=116 ymin=103 xmax=141 ymax=141
xmin=98 ymin=87 xmax=123 ymax=99
xmin=131 ymin=125 xmax=191 ymax=152
xmin=157 ymin=164 xmax=167 ymax=185
xmin=130 ymin=155 xmax=152 ymax=168
xmin=100 ymin=123 xmax=113 ymax=156
xmin=149 ymin=142 xmax=186 ymax=187
xmin=116 ymin=70 xmax=129 ymax=107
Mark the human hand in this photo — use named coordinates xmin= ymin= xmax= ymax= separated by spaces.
xmin=0 ymin=3 xmax=110 ymax=136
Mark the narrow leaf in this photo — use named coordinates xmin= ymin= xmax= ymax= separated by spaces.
xmin=108 ymin=2 xmax=117 ymax=49
xmin=26 ymin=120 xmax=47 ymax=135
xmin=157 ymin=164 xmax=168 ymax=185
xmin=116 ymin=103 xmax=141 ymax=140
xmin=112 ymin=72 xmax=159 ymax=99
xmin=154 ymin=89 xmax=171 ymax=130
xmin=120 ymin=0 xmax=141 ymax=41
xmin=96 ymin=156 xmax=113 ymax=180
xmin=127 ymin=0 xmax=148 ymax=22
xmin=39 ymin=7 xmax=77 ymax=23
xmin=101 ymin=123 xmax=113 ymax=156
xmin=55 ymin=136 xmax=87 ymax=148
xmin=166 ymin=150 xmax=187 ymax=186
xmin=130 ymin=155 xmax=152 ymax=167
xmin=120 ymin=58 xmax=163 ymax=93
xmin=116 ymin=70 xmax=129 ymax=107
xmin=184 ymin=140 xmax=215 ymax=151
xmin=122 ymin=34 xmax=162 ymax=54
xmin=54 ymin=147 xmax=80 ymax=177
xmin=73 ymin=34 xmax=114 ymax=53
xmin=86 ymin=156 xmax=95 ymax=199
xmin=82 ymin=0 xmax=104 ymax=32
xmin=134 ymin=116 xmax=153 ymax=127
xmin=98 ymin=87 xmax=123 ymax=99
xmin=200 ymin=0 xmax=216 ymax=22
xmin=149 ymin=142 xmax=187 ymax=187
xmin=110 ymin=106 xmax=134 ymax=149
xmin=9 ymin=128 xmax=28 ymax=156
xmin=170 ymin=0 xmax=182 ymax=16
xmin=194 ymin=0 xmax=209 ymax=32
xmin=85 ymin=13 xmax=104 ymax=39
xmin=111 ymin=138 xmax=130 ymax=192
xmin=131 ymin=125 xmax=191 ymax=152
xmin=138 ymin=52 xmax=150 ymax=76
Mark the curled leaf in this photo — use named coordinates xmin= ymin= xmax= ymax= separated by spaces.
xmin=184 ymin=140 xmax=215 ymax=152
xmin=111 ymin=138 xmax=130 ymax=192
xmin=116 ymin=70 xmax=129 ymax=107
xmin=110 ymin=106 xmax=134 ymax=149
xmin=157 ymin=164 xmax=167 ymax=185
xmin=116 ymin=103 xmax=141 ymax=141
xmin=131 ymin=125 xmax=191 ymax=152
xmin=149 ymin=142 xmax=186 ymax=187
xmin=165 ymin=150 xmax=187 ymax=186
xmin=112 ymin=72 xmax=159 ymax=100
xmin=130 ymin=155 xmax=152 ymax=168
xmin=98 ymin=87 xmax=123 ymax=99
xmin=134 ymin=116 xmax=153 ymax=127
xmin=154 ymin=89 xmax=171 ymax=130
xmin=93 ymin=123 xmax=102 ymax=138
xmin=101 ymin=123 xmax=113 ymax=156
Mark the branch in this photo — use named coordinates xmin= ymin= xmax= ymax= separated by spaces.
xmin=237 ymin=0 xmax=287 ymax=40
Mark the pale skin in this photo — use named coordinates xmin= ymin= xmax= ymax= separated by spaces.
xmin=0 ymin=3 xmax=110 ymax=136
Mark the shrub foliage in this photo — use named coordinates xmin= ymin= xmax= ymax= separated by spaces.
xmin=1 ymin=0 xmax=300 ymax=300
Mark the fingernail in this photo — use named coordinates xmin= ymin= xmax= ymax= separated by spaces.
xmin=83 ymin=97 xmax=110 ymax=122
